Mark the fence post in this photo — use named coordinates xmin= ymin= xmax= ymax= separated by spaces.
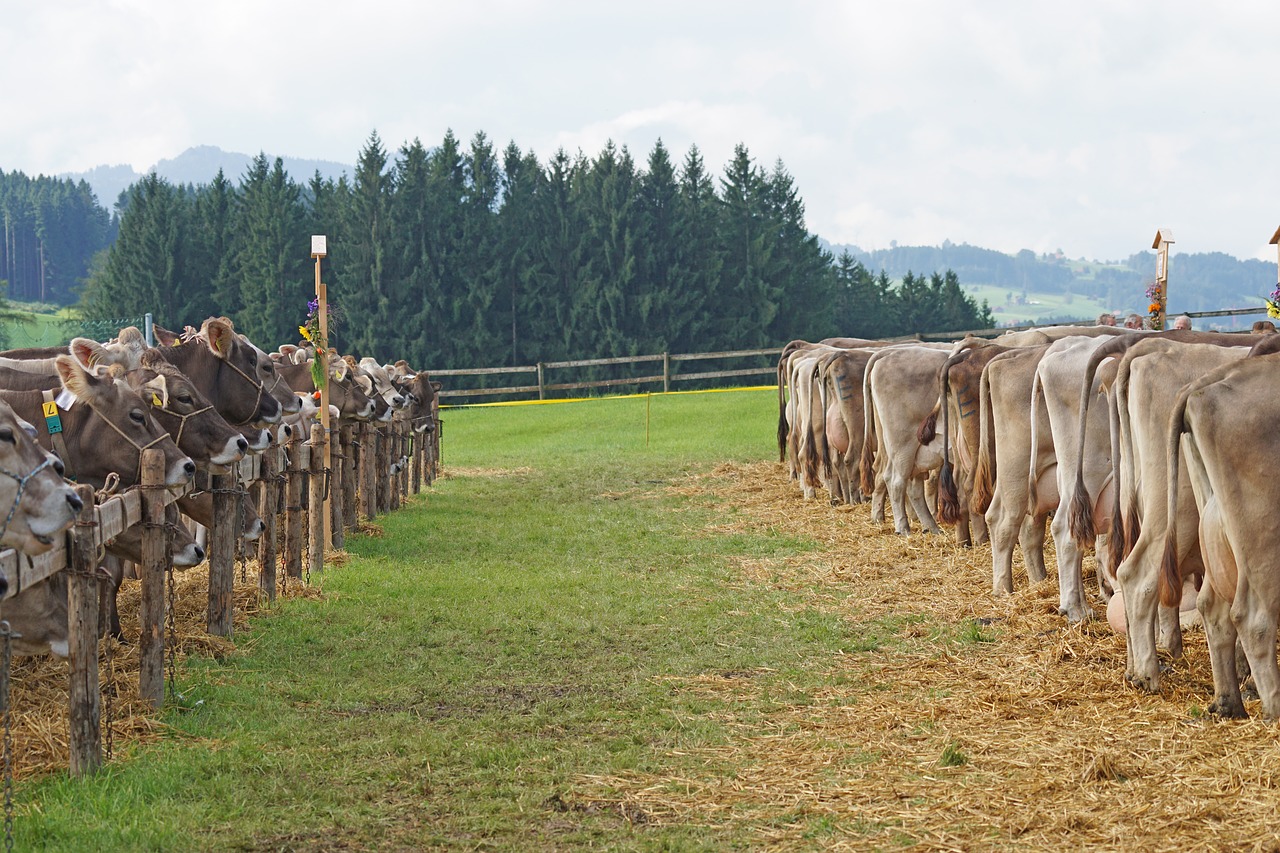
xmin=257 ymin=444 xmax=279 ymax=601
xmin=138 ymin=449 xmax=168 ymax=708
xmin=207 ymin=472 xmax=236 ymax=637
xmin=341 ymin=424 xmax=357 ymax=532
xmin=537 ymin=362 xmax=545 ymax=400
xmin=410 ymin=425 xmax=421 ymax=495
xmin=389 ymin=422 xmax=401 ymax=512
xmin=284 ymin=430 xmax=305 ymax=579
xmin=308 ymin=423 xmax=326 ymax=576
xmin=663 ymin=352 xmax=670 ymax=393
xmin=361 ymin=423 xmax=377 ymax=522
xmin=330 ymin=423 xmax=345 ymax=550
xmin=376 ymin=425 xmax=390 ymax=514
xmin=67 ymin=483 xmax=101 ymax=776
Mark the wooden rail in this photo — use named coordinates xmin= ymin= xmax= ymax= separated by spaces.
xmin=0 ymin=405 xmax=442 ymax=776
xmin=429 ymin=347 xmax=783 ymax=401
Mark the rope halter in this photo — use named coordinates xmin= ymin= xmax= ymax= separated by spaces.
xmin=0 ymin=455 xmax=57 ymax=544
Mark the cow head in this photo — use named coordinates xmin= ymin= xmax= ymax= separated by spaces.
xmin=54 ymin=355 xmax=195 ymax=490
xmin=152 ymin=318 xmax=282 ymax=426
xmin=135 ymin=350 xmax=248 ymax=469
xmin=0 ymin=401 xmax=82 ymax=556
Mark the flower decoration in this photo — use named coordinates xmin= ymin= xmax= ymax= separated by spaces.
xmin=1266 ymin=284 xmax=1280 ymax=320
xmin=1145 ymin=280 xmax=1163 ymax=325
xmin=301 ymin=297 xmax=342 ymax=389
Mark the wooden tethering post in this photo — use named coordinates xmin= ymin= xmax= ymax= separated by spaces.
xmin=1269 ymin=226 xmax=1280 ymax=289
xmin=1151 ymin=228 xmax=1174 ymax=331
xmin=207 ymin=471 xmax=236 ymax=636
xmin=138 ymin=449 xmax=168 ymax=708
xmin=307 ymin=423 xmax=326 ymax=576
xmin=311 ymin=235 xmax=332 ymax=551
xmin=257 ymin=441 xmax=280 ymax=601
xmin=67 ymin=483 xmax=101 ymax=776
xmin=284 ymin=429 xmax=305 ymax=579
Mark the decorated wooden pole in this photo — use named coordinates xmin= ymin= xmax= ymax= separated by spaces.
xmin=1267 ymin=227 xmax=1280 ymax=321
xmin=311 ymin=235 xmax=332 ymax=550
xmin=1150 ymin=228 xmax=1173 ymax=331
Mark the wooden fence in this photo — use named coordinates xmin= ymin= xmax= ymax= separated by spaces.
xmin=427 ymin=348 xmax=784 ymax=401
xmin=0 ymin=403 xmax=440 ymax=776
xmin=428 ymin=308 xmax=1273 ymax=401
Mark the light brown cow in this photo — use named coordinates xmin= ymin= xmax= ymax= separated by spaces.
xmin=972 ymin=344 xmax=1053 ymax=595
xmin=1162 ymin=352 xmax=1280 ymax=719
xmin=859 ymin=345 xmax=950 ymax=534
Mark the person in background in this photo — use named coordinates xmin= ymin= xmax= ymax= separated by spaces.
xmin=1097 ymin=312 xmax=1117 ymax=326
xmin=1124 ymin=313 xmax=1144 ymax=330
xmin=1173 ymin=315 xmax=1192 ymax=330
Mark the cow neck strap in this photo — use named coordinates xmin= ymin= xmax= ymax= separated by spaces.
xmin=40 ymin=390 xmax=75 ymax=482
xmin=153 ymin=403 xmax=213 ymax=449
xmin=217 ymin=358 xmax=267 ymax=426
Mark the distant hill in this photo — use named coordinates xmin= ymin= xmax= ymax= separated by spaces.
xmin=824 ymin=240 xmax=1275 ymax=324
xmin=63 ymin=145 xmax=352 ymax=210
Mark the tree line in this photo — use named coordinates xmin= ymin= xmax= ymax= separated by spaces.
xmin=70 ymin=131 xmax=993 ymax=367
xmin=0 ymin=171 xmax=114 ymax=305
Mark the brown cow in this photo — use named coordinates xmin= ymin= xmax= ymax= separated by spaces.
xmin=151 ymin=318 xmax=282 ymax=427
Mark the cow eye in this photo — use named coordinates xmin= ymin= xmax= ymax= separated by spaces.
xmin=20 ymin=424 xmax=36 ymax=441
xmin=129 ymin=410 xmax=147 ymax=424
xmin=0 ymin=427 xmax=13 ymax=444
xmin=177 ymin=395 xmax=193 ymax=405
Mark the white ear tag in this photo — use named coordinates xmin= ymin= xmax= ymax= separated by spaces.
xmin=55 ymin=389 xmax=77 ymax=409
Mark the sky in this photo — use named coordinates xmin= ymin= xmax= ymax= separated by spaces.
xmin=4 ymin=0 xmax=1279 ymax=263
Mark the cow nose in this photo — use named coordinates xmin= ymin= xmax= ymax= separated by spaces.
xmin=281 ymin=424 xmax=292 ymax=440
xmin=236 ymin=437 xmax=249 ymax=452
xmin=183 ymin=460 xmax=196 ymax=476
xmin=0 ymin=572 xmax=7 ymax=599
xmin=66 ymin=491 xmax=84 ymax=512
xmin=192 ymin=545 xmax=206 ymax=562
xmin=52 ymin=457 xmax=65 ymax=477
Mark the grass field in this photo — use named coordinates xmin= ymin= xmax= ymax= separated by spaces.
xmin=2 ymin=302 xmax=82 ymax=349
xmin=15 ymin=389 xmax=1280 ymax=850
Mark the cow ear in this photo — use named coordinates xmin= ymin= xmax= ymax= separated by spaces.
xmin=55 ymin=354 xmax=102 ymax=401
xmin=153 ymin=324 xmax=180 ymax=347
xmin=203 ymin=318 xmax=234 ymax=358
xmin=355 ymin=375 xmax=373 ymax=394
xmin=69 ymin=337 xmax=109 ymax=368
xmin=330 ymin=361 xmax=348 ymax=382
xmin=141 ymin=374 xmax=169 ymax=408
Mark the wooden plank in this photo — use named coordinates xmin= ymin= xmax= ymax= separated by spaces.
xmin=671 ymin=367 xmax=777 ymax=383
xmin=542 ymin=374 xmax=667 ymax=392
xmin=669 ymin=347 xmax=783 ymax=361
xmin=437 ymin=384 xmax=542 ymax=399
xmin=542 ymin=353 xmax=666 ymax=369
xmin=425 ymin=365 xmax=538 ymax=377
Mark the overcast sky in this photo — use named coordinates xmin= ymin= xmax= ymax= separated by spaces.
xmin=5 ymin=1 xmax=1278 ymax=263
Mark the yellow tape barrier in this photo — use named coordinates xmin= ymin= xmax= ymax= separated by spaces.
xmin=441 ymin=385 xmax=778 ymax=409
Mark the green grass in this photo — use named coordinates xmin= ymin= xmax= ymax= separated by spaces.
xmin=18 ymin=388 xmax=882 ymax=850
xmin=3 ymin=301 xmax=82 ymax=348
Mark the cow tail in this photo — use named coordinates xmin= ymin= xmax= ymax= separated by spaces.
xmin=970 ymin=361 xmax=996 ymax=516
xmin=858 ymin=359 xmax=878 ymax=496
xmin=1159 ymin=386 xmax=1193 ymax=609
xmin=937 ymin=363 xmax=960 ymax=526
xmin=1026 ymin=370 xmax=1045 ymax=517
xmin=1104 ymin=385 xmax=1125 ymax=576
xmin=814 ymin=361 xmax=832 ymax=482
xmin=776 ymin=355 xmax=789 ymax=462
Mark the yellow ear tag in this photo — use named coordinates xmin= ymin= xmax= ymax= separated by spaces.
xmin=151 ymin=393 xmax=163 ymax=407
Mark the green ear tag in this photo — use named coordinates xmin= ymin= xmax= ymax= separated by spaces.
xmin=42 ymin=400 xmax=63 ymax=435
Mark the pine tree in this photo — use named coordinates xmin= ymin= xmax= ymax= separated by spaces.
xmin=232 ymin=154 xmax=309 ymax=346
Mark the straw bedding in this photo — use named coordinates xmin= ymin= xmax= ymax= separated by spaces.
xmin=574 ymin=462 xmax=1280 ymax=851
xmin=5 ymin=562 xmax=318 ymax=779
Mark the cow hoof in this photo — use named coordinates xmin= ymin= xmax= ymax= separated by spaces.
xmin=1057 ymin=605 xmax=1093 ymax=624
xmin=1125 ymin=671 xmax=1160 ymax=694
xmin=1208 ymin=696 xmax=1248 ymax=720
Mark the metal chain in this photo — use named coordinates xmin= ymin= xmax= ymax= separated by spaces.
xmin=2 ymin=620 xmax=17 ymax=853
xmin=166 ymin=561 xmax=178 ymax=702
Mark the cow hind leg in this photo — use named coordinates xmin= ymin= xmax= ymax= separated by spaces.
xmin=908 ymin=476 xmax=941 ymax=535
xmin=1233 ymin=577 xmax=1280 ymax=720
xmin=1199 ymin=581 xmax=1246 ymax=719
xmin=887 ymin=472 xmax=912 ymax=535
xmin=986 ymin=496 xmax=1020 ymax=595
xmin=1051 ymin=511 xmax=1091 ymax=623
xmin=1020 ymin=513 xmax=1049 ymax=584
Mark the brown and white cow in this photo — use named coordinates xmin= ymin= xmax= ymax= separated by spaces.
xmin=1162 ymin=351 xmax=1280 ymax=719
xmin=971 ymin=344 xmax=1053 ymax=595
xmin=0 ymin=400 xmax=82 ymax=557
xmin=859 ymin=345 xmax=951 ymax=534
xmin=150 ymin=318 xmax=282 ymax=427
